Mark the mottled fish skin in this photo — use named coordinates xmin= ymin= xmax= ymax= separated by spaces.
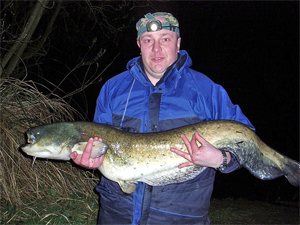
xmin=21 ymin=120 xmax=300 ymax=194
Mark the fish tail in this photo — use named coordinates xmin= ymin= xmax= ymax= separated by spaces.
xmin=283 ymin=157 xmax=300 ymax=187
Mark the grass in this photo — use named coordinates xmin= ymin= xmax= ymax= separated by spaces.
xmin=210 ymin=198 xmax=299 ymax=224
xmin=0 ymin=77 xmax=100 ymax=207
xmin=2 ymin=196 xmax=299 ymax=224
xmin=1 ymin=194 xmax=99 ymax=224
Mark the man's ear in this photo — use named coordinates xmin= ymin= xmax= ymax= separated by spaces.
xmin=177 ymin=37 xmax=181 ymax=52
xmin=137 ymin=40 xmax=141 ymax=48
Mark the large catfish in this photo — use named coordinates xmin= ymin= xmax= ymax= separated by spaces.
xmin=21 ymin=120 xmax=300 ymax=194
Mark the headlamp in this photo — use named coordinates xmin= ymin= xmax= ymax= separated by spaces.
xmin=147 ymin=20 xmax=162 ymax=32
xmin=145 ymin=13 xmax=162 ymax=32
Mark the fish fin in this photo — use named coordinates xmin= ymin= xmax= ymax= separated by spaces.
xmin=283 ymin=158 xmax=300 ymax=187
xmin=230 ymin=144 xmax=300 ymax=186
xmin=72 ymin=141 xmax=108 ymax=158
xmin=118 ymin=181 xmax=136 ymax=194
xmin=91 ymin=141 xmax=108 ymax=158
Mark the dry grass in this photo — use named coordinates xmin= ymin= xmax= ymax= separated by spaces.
xmin=0 ymin=77 xmax=100 ymax=210
xmin=1 ymin=194 xmax=99 ymax=224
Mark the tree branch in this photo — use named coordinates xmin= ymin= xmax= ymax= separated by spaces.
xmin=0 ymin=0 xmax=50 ymax=77
xmin=23 ymin=0 xmax=62 ymax=60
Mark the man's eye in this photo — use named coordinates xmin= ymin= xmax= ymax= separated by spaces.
xmin=162 ymin=38 xmax=170 ymax=42
xmin=144 ymin=39 xmax=152 ymax=43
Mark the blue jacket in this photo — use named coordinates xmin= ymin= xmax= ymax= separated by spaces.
xmin=94 ymin=50 xmax=254 ymax=224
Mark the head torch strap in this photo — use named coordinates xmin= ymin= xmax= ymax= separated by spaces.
xmin=145 ymin=13 xmax=157 ymax=21
xmin=162 ymin=24 xmax=178 ymax=33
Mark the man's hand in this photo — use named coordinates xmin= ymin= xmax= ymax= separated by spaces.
xmin=170 ymin=132 xmax=230 ymax=169
xmin=70 ymin=137 xmax=105 ymax=169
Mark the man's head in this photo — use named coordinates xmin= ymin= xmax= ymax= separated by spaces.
xmin=136 ymin=12 xmax=181 ymax=85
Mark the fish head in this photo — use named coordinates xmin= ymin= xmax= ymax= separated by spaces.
xmin=21 ymin=123 xmax=80 ymax=161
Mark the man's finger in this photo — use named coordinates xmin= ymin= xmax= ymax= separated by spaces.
xmin=81 ymin=138 xmax=94 ymax=162
xmin=190 ymin=133 xmax=200 ymax=152
xmin=70 ymin=151 xmax=77 ymax=160
xmin=170 ymin=147 xmax=191 ymax=161
xmin=72 ymin=153 xmax=83 ymax=165
xmin=180 ymin=134 xmax=190 ymax=144
xmin=195 ymin=132 xmax=209 ymax=144
xmin=178 ymin=161 xmax=194 ymax=168
xmin=181 ymin=134 xmax=193 ymax=155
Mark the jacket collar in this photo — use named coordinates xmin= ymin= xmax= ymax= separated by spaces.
xmin=127 ymin=50 xmax=192 ymax=87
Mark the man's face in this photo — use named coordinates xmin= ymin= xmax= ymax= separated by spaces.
xmin=137 ymin=29 xmax=181 ymax=85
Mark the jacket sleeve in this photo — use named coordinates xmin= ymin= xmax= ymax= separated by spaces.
xmin=210 ymin=83 xmax=255 ymax=130
xmin=93 ymin=82 xmax=113 ymax=125
xmin=191 ymin=71 xmax=255 ymax=130
xmin=212 ymin=84 xmax=255 ymax=173
xmin=194 ymin=78 xmax=255 ymax=173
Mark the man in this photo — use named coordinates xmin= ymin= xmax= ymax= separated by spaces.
xmin=71 ymin=12 xmax=254 ymax=224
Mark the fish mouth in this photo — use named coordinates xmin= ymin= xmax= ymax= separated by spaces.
xmin=21 ymin=143 xmax=71 ymax=161
xmin=20 ymin=144 xmax=38 ymax=167
xmin=21 ymin=143 xmax=32 ymax=152
xmin=27 ymin=133 xmax=36 ymax=145
xmin=21 ymin=145 xmax=38 ymax=159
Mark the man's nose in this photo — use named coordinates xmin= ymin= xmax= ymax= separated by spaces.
xmin=152 ymin=41 xmax=161 ymax=52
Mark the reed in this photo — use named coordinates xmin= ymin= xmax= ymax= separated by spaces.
xmin=0 ymin=77 xmax=100 ymax=208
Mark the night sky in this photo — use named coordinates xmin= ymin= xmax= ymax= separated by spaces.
xmin=45 ymin=1 xmax=299 ymax=201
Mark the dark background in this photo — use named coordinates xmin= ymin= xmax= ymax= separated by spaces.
xmin=42 ymin=1 xmax=299 ymax=202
